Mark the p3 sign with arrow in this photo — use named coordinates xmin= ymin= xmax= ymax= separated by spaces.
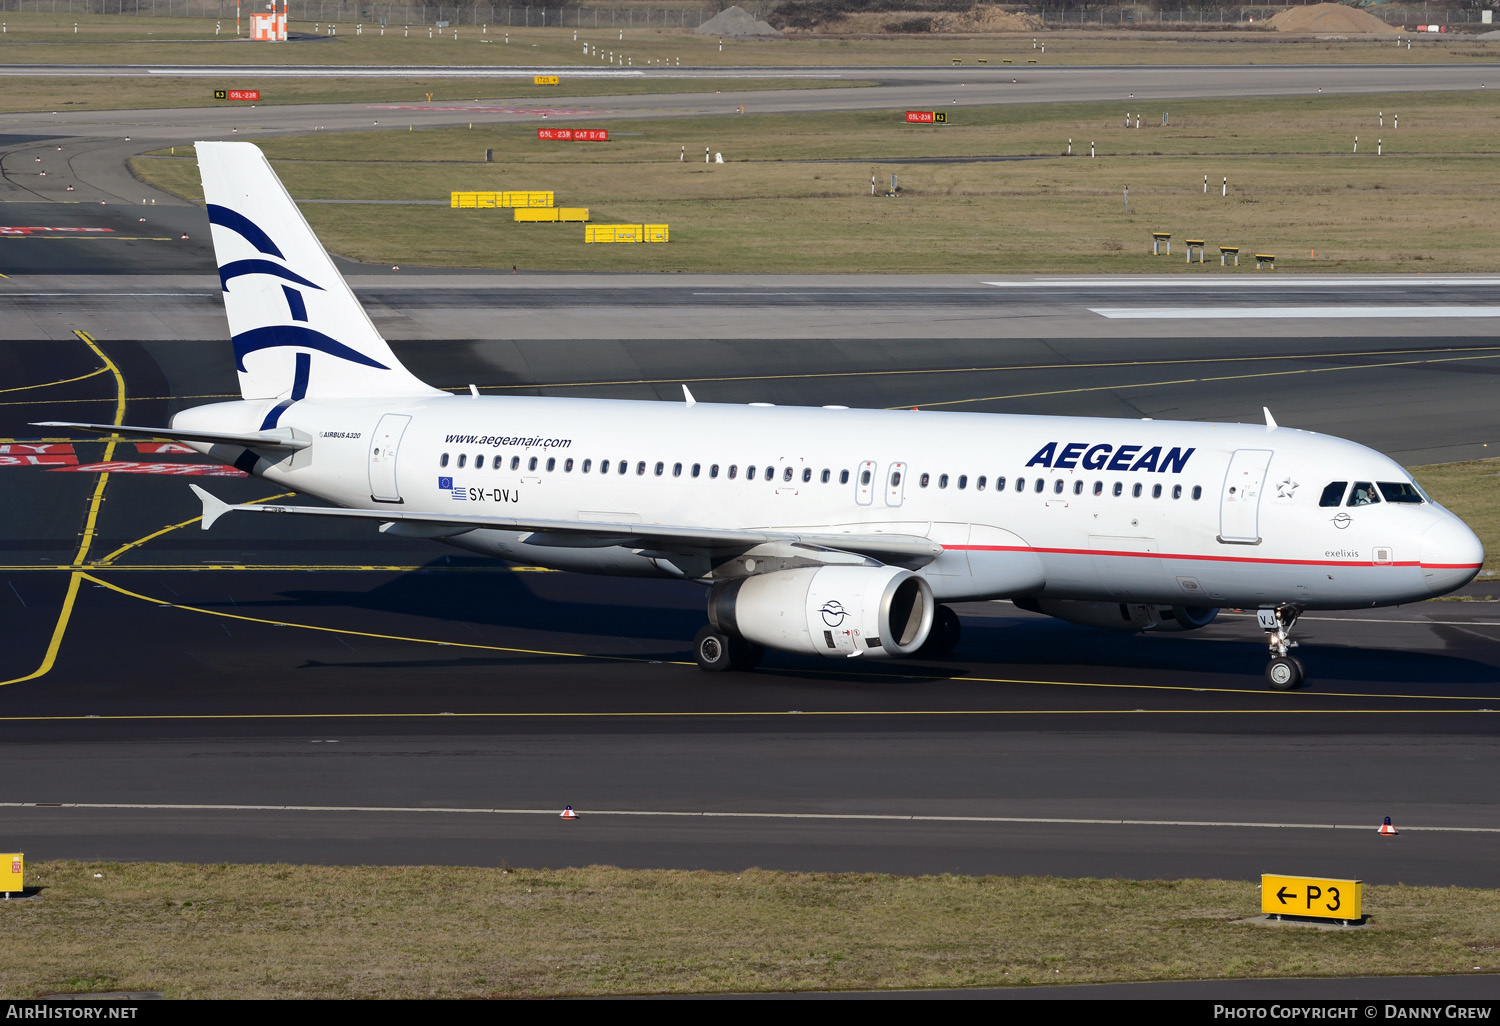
xmin=1261 ymin=874 xmax=1363 ymax=923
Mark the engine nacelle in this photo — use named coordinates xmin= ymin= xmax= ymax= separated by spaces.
xmin=1013 ymin=598 xmax=1219 ymax=632
xmin=709 ymin=565 xmax=934 ymax=659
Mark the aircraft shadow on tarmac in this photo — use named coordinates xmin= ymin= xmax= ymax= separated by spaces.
xmin=221 ymin=563 xmax=1499 ymax=691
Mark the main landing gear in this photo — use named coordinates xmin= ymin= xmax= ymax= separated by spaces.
xmin=919 ymin=605 xmax=962 ymax=658
xmin=693 ymin=625 xmax=764 ymax=672
xmin=1258 ymin=604 xmax=1305 ymax=690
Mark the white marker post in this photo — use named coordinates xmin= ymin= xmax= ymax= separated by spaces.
xmin=1204 ymin=174 xmax=1208 ymax=194
xmin=1222 ymin=176 xmax=1228 ymax=197
xmin=1091 ymin=141 xmax=1095 ymax=158
xmin=1378 ymin=138 xmax=1383 ymax=156
xmin=1067 ymin=138 xmax=1072 ymax=155
xmin=1354 ymin=136 xmax=1358 ymax=153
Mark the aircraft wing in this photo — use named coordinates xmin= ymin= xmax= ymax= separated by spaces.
xmin=189 ymin=486 xmax=942 ymax=568
xmin=33 ymin=421 xmax=310 ymax=451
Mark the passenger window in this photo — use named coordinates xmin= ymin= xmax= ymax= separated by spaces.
xmin=821 ymin=469 xmax=830 ymax=483
xmin=764 ymin=467 xmax=774 ymax=481
xmin=1132 ymin=483 xmax=1142 ymax=498
xmin=1016 ymin=477 xmax=1025 ymax=492
xmin=1034 ymin=479 xmax=1044 ymax=494
xmin=958 ymin=475 xmax=967 ymax=490
xmin=860 ymin=469 xmax=872 ymax=486
xmin=617 ymin=460 xmax=627 ymax=475
xmin=747 ymin=465 xmax=756 ymax=480
xmin=546 ymin=457 xmax=556 ymax=472
xmin=564 ymin=458 xmax=573 ymax=472
xmin=783 ymin=467 xmax=793 ymax=482
xmin=710 ymin=464 xmax=719 ymax=479
xmin=1378 ymin=482 xmax=1423 ymax=504
xmin=692 ymin=464 xmax=701 ymax=478
xmin=1319 ymin=482 xmax=1348 ymax=507
xmin=528 ymin=457 xmax=538 ymax=471
xmin=1112 ymin=482 xmax=1123 ymax=497
xmin=891 ymin=470 xmax=902 ymax=487
xmin=1053 ymin=479 xmax=1063 ymax=494
xmin=977 ymin=476 xmax=987 ymax=491
xmin=440 ymin=453 xmax=449 ymax=468
xmin=1073 ymin=480 xmax=1083 ymax=495
xmin=1192 ymin=485 xmax=1202 ymax=500
xmin=939 ymin=474 xmax=949 ymax=489
xmin=582 ymin=459 xmax=592 ymax=473
xmin=920 ymin=473 xmax=930 ymax=488
xmin=995 ymin=476 xmax=1006 ymax=491
xmin=1348 ymin=482 xmax=1380 ymax=506
xmin=840 ymin=470 xmax=850 ymax=485
xmin=493 ymin=456 xmax=503 ymax=470
xmin=673 ymin=463 xmax=682 ymax=477
xmin=729 ymin=465 xmax=738 ymax=480
xmin=1172 ymin=484 xmax=1181 ymax=499
xmin=1152 ymin=484 xmax=1161 ymax=499
xmin=511 ymin=456 xmax=521 ymax=471
xmin=802 ymin=468 xmax=811 ymax=483
xmin=457 ymin=454 xmax=467 ymax=469
xmin=654 ymin=461 xmax=664 ymax=476
xmin=600 ymin=460 xmax=609 ymax=474
xmin=1093 ymin=481 xmax=1103 ymax=495
xmin=637 ymin=462 xmax=647 ymax=476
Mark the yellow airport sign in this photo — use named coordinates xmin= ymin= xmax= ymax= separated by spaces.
xmin=534 ymin=75 xmax=559 ymax=85
xmin=3 ymin=854 xmax=21 ymax=894
xmin=1261 ymin=874 xmax=1362 ymax=922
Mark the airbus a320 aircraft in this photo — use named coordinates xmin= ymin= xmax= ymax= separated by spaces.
xmin=40 ymin=142 xmax=1484 ymax=690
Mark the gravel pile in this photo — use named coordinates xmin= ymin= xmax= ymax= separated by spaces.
xmin=697 ymin=5 xmax=782 ymax=38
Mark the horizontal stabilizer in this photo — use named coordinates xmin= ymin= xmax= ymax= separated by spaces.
xmin=32 ymin=420 xmax=310 ymax=451
xmin=187 ymin=488 xmax=944 ymax=567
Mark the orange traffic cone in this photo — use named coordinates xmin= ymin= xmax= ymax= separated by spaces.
xmin=1379 ymin=816 xmax=1398 ymax=836
xmin=560 ymin=805 xmax=578 ymax=820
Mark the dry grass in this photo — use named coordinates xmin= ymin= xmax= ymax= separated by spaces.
xmin=3 ymin=861 xmax=1498 ymax=998
xmin=0 ymin=73 xmax=851 ymax=114
xmin=133 ymin=90 xmax=1500 ymax=272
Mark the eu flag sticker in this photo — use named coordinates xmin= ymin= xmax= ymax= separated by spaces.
xmin=438 ymin=476 xmax=453 ymax=490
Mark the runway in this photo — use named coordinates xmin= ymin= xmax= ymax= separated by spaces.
xmin=0 ymin=64 xmax=1497 ymax=891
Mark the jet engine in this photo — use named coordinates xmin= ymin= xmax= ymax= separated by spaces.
xmin=1012 ymin=598 xmax=1219 ymax=632
xmin=708 ymin=565 xmax=934 ymax=658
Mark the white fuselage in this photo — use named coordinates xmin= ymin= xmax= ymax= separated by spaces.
xmin=174 ymin=393 xmax=1484 ymax=611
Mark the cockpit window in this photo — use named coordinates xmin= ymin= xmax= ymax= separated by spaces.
xmin=1319 ymin=482 xmax=1347 ymax=507
xmin=1347 ymin=482 xmax=1381 ymax=507
xmin=1377 ymin=482 xmax=1424 ymax=504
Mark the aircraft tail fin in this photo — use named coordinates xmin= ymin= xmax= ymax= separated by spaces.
xmin=195 ymin=140 xmax=445 ymax=402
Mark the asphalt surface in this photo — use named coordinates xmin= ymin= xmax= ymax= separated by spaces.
xmin=0 ymin=65 xmax=1497 ymax=912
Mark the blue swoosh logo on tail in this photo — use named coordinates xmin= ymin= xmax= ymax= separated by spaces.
xmin=207 ymin=204 xmax=284 ymax=258
xmin=219 ymin=259 xmax=323 ymax=293
xmin=232 ymin=326 xmax=389 ymax=372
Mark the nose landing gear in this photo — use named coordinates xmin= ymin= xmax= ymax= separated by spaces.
xmin=1258 ymin=605 xmax=1305 ymax=690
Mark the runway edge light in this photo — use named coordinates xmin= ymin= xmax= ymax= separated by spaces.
xmin=3 ymin=854 xmax=21 ymax=897
xmin=560 ymin=806 xmax=578 ymax=820
xmin=1380 ymin=816 xmax=1398 ymax=836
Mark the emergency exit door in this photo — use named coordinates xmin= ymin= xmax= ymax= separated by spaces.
xmin=368 ymin=413 xmax=411 ymax=504
xmin=1219 ymin=448 xmax=1273 ymax=544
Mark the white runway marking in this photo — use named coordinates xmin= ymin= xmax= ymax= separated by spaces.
xmin=1090 ymin=306 xmax=1500 ymax=320
xmin=4 ymin=802 xmax=1496 ymax=833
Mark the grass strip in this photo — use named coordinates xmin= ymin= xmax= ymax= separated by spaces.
xmin=133 ymin=90 xmax=1500 ymax=273
xmin=2 ymin=861 xmax=1497 ymax=998
xmin=0 ymin=74 xmax=855 ymax=114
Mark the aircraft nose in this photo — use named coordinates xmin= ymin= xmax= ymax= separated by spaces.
xmin=1419 ymin=516 xmax=1484 ymax=596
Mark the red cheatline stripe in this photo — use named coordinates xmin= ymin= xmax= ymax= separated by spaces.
xmin=947 ymin=544 xmax=1481 ymax=571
